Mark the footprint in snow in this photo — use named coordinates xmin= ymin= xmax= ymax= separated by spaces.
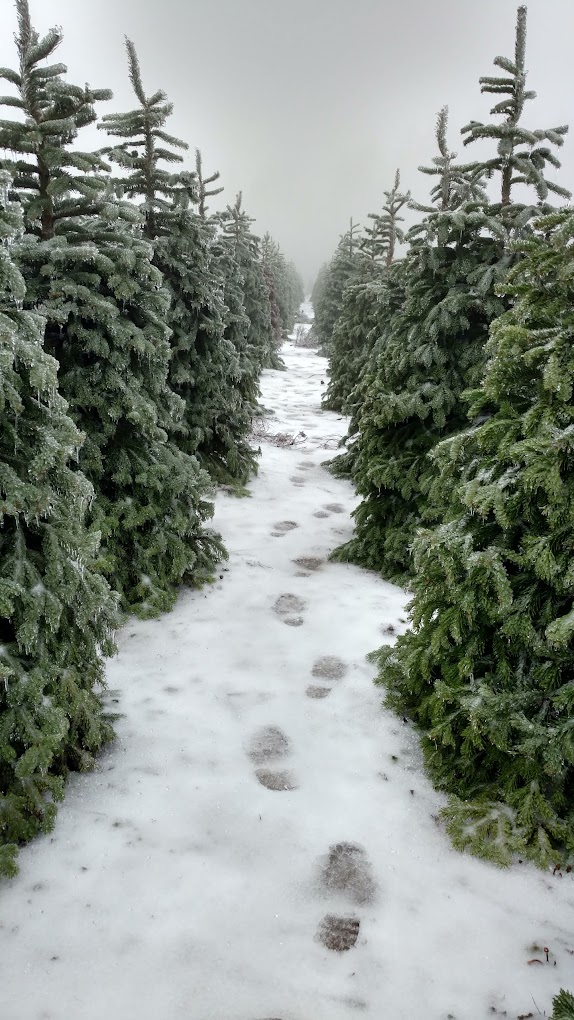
xmin=293 ymin=556 xmax=323 ymax=572
xmin=313 ymin=510 xmax=329 ymax=519
xmin=290 ymin=475 xmax=306 ymax=486
xmin=270 ymin=520 xmax=299 ymax=538
xmin=316 ymin=914 xmax=360 ymax=952
xmin=324 ymin=503 xmax=345 ymax=514
xmin=319 ymin=841 xmax=377 ymax=905
xmin=306 ymin=656 xmax=347 ymax=700
xmin=247 ymin=726 xmax=298 ymax=792
xmin=273 ymin=593 xmax=306 ymax=628
xmin=312 ymin=655 xmax=347 ymax=680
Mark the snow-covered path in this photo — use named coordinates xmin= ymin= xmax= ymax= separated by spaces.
xmin=1 ymin=337 xmax=573 ymax=1020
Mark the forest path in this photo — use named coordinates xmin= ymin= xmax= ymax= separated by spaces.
xmin=0 ymin=318 xmax=572 ymax=1020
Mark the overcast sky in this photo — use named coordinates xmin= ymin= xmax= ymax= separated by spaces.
xmin=2 ymin=0 xmax=574 ymax=286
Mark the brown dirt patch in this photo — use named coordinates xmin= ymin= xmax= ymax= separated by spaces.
xmin=316 ymin=914 xmax=360 ymax=952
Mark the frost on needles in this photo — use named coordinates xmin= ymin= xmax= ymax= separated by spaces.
xmin=0 ymin=6 xmax=225 ymax=616
xmin=0 ymin=173 xmax=117 ymax=878
xmin=376 ymin=209 xmax=574 ymax=867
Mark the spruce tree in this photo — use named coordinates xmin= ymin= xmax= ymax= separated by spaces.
xmin=0 ymin=4 xmax=224 ymax=615
xmin=0 ymin=172 xmax=117 ymax=877
xmin=376 ymin=209 xmax=574 ymax=866
xmin=100 ymin=40 xmax=255 ymax=486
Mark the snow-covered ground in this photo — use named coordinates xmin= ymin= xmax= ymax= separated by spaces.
xmin=1 ymin=326 xmax=573 ymax=1020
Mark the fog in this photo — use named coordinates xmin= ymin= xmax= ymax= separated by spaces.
xmin=2 ymin=0 xmax=574 ymax=287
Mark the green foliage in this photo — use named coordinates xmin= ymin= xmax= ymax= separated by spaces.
xmin=221 ymin=194 xmax=275 ymax=384
xmin=260 ymin=233 xmax=303 ymax=367
xmin=1 ymin=12 xmax=224 ymax=615
xmin=0 ymin=171 xmax=117 ymax=875
xmin=333 ymin=110 xmax=507 ymax=583
xmin=323 ymin=170 xmax=410 ymax=416
xmin=461 ymin=5 xmax=569 ymax=212
xmin=311 ymin=220 xmax=361 ymax=355
xmin=551 ymin=990 xmax=574 ymax=1020
xmin=101 ymin=40 xmax=256 ymax=489
xmin=377 ymin=209 xmax=574 ymax=867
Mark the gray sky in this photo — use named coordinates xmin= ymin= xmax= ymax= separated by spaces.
xmin=2 ymin=0 xmax=574 ymax=287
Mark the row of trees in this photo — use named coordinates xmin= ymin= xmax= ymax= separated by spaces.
xmin=316 ymin=6 xmax=574 ymax=868
xmin=0 ymin=0 xmax=302 ymax=875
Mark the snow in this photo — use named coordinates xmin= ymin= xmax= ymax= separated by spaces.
xmin=1 ymin=331 xmax=573 ymax=1020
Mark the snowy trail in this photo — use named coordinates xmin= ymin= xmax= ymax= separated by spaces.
xmin=1 ymin=334 xmax=574 ymax=1020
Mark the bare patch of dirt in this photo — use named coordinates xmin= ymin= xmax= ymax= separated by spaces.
xmin=324 ymin=503 xmax=345 ymax=513
xmin=306 ymin=685 xmax=331 ymax=699
xmin=316 ymin=914 xmax=360 ymax=952
xmin=248 ymin=726 xmax=290 ymax=764
xmin=293 ymin=556 xmax=323 ymax=572
xmin=255 ymin=769 xmax=298 ymax=791
xmin=311 ymin=655 xmax=347 ymax=681
xmin=320 ymin=842 xmax=376 ymax=904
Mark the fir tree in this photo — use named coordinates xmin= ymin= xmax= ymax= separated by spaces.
xmin=221 ymin=193 xmax=275 ymax=380
xmin=362 ymin=169 xmax=410 ymax=267
xmin=461 ymin=5 xmax=569 ymax=215
xmin=0 ymin=172 xmax=117 ymax=877
xmin=100 ymin=39 xmax=256 ymax=487
xmin=376 ymin=209 xmax=574 ymax=867
xmin=335 ymin=3 xmax=570 ymax=585
xmin=312 ymin=219 xmax=361 ymax=355
xmin=0 ymin=4 xmax=224 ymax=614
xmin=332 ymin=109 xmax=507 ymax=583
xmin=195 ymin=149 xmax=224 ymax=220
xmin=323 ymin=171 xmax=410 ymax=415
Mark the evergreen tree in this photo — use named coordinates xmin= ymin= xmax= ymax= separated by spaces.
xmin=376 ymin=209 xmax=574 ymax=867
xmin=0 ymin=5 xmax=224 ymax=615
xmin=311 ymin=219 xmax=361 ymax=355
xmin=332 ymin=109 xmax=507 ymax=583
xmin=0 ymin=172 xmax=117 ymax=877
xmin=335 ymin=4 xmax=570 ymax=586
xmin=260 ymin=232 xmax=302 ymax=368
xmin=100 ymin=39 xmax=256 ymax=487
xmin=221 ymin=192 xmax=275 ymax=379
xmin=195 ymin=149 xmax=224 ymax=220
xmin=326 ymin=260 xmax=408 ymax=480
xmin=362 ymin=169 xmax=410 ymax=267
xmin=323 ymin=171 xmax=410 ymax=414
xmin=461 ymin=5 xmax=569 ymax=216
